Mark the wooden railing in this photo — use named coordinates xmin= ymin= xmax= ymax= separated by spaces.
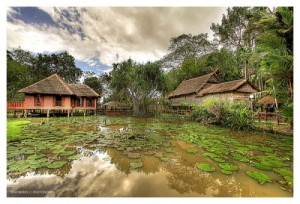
xmin=7 ymin=101 xmax=24 ymax=110
xmin=258 ymin=111 xmax=280 ymax=124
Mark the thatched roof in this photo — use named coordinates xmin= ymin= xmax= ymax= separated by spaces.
xmin=18 ymin=74 xmax=100 ymax=97
xmin=103 ymin=101 xmax=128 ymax=107
xmin=18 ymin=74 xmax=73 ymax=95
xmin=257 ymin=95 xmax=280 ymax=104
xmin=169 ymin=72 xmax=218 ymax=98
xmin=68 ymin=84 xmax=99 ymax=97
xmin=197 ymin=79 xmax=258 ymax=97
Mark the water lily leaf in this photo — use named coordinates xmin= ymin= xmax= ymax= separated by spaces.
xmin=219 ymin=163 xmax=238 ymax=171
xmin=221 ymin=169 xmax=233 ymax=175
xmin=252 ymin=162 xmax=272 ymax=171
xmin=212 ymin=157 xmax=226 ymax=163
xmin=59 ymin=151 xmax=74 ymax=156
xmin=273 ymin=168 xmax=293 ymax=185
xmin=186 ymin=149 xmax=198 ymax=154
xmin=246 ymin=171 xmax=271 ymax=184
xmin=160 ymin=157 xmax=169 ymax=162
xmin=196 ymin=163 xmax=215 ymax=172
xmin=47 ymin=161 xmax=67 ymax=169
xmin=203 ymin=152 xmax=219 ymax=158
xmin=130 ymin=162 xmax=143 ymax=169
xmin=67 ymin=154 xmax=81 ymax=160
xmin=127 ymin=152 xmax=141 ymax=159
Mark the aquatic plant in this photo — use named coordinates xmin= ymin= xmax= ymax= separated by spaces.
xmin=47 ymin=161 xmax=67 ymax=169
xmin=186 ymin=149 xmax=198 ymax=154
xmin=130 ymin=162 xmax=143 ymax=169
xmin=246 ymin=171 xmax=271 ymax=184
xmin=196 ymin=163 xmax=215 ymax=172
xmin=219 ymin=163 xmax=238 ymax=175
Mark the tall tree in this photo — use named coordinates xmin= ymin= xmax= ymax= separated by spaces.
xmin=109 ymin=59 xmax=164 ymax=116
xmin=160 ymin=33 xmax=218 ymax=70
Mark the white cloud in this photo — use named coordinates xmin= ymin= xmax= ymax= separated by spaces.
xmin=7 ymin=7 xmax=227 ymax=68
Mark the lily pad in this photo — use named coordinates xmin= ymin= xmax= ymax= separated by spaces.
xmin=219 ymin=163 xmax=238 ymax=171
xmin=160 ymin=157 xmax=169 ymax=162
xmin=221 ymin=169 xmax=233 ymax=175
xmin=246 ymin=171 xmax=271 ymax=184
xmin=273 ymin=168 xmax=293 ymax=185
xmin=144 ymin=151 xmax=156 ymax=156
xmin=196 ymin=163 xmax=215 ymax=172
xmin=47 ymin=161 xmax=67 ymax=169
xmin=127 ymin=152 xmax=141 ymax=159
xmin=211 ymin=157 xmax=225 ymax=163
xmin=252 ymin=162 xmax=272 ymax=171
xmin=186 ymin=149 xmax=198 ymax=154
xmin=203 ymin=152 xmax=219 ymax=159
xmin=130 ymin=162 xmax=143 ymax=169
xmin=67 ymin=154 xmax=82 ymax=160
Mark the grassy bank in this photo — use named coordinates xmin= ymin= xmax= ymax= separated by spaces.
xmin=7 ymin=119 xmax=30 ymax=142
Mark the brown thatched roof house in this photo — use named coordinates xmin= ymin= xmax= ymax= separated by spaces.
xmin=13 ymin=74 xmax=100 ymax=117
xmin=257 ymin=95 xmax=280 ymax=105
xmin=169 ymin=72 xmax=219 ymax=98
xmin=168 ymin=72 xmax=259 ymax=107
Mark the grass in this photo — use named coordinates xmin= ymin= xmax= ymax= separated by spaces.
xmin=7 ymin=119 xmax=30 ymax=142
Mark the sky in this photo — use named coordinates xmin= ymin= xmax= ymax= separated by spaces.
xmin=7 ymin=7 xmax=227 ymax=74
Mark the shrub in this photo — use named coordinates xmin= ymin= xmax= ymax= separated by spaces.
xmin=191 ymin=99 xmax=253 ymax=130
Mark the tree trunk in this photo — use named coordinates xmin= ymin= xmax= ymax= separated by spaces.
xmin=288 ymin=75 xmax=293 ymax=98
xmin=132 ymin=98 xmax=147 ymax=116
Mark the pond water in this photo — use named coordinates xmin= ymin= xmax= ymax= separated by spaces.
xmin=7 ymin=116 xmax=293 ymax=197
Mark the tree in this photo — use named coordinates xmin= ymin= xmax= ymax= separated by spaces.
xmin=109 ymin=59 xmax=164 ymax=116
xmin=83 ymin=76 xmax=103 ymax=95
xmin=7 ymin=58 xmax=34 ymax=100
xmin=211 ymin=7 xmax=253 ymax=50
xmin=160 ymin=33 xmax=218 ymax=70
xmin=31 ymin=51 xmax=82 ymax=83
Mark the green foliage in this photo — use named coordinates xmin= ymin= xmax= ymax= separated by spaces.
xmin=246 ymin=171 xmax=271 ymax=184
xmin=191 ymin=99 xmax=253 ymax=130
xmin=109 ymin=59 xmax=164 ymax=116
xmin=83 ymin=76 xmax=103 ymax=95
xmin=196 ymin=163 xmax=215 ymax=172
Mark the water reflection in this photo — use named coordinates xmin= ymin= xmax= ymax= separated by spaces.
xmin=7 ymin=144 xmax=292 ymax=197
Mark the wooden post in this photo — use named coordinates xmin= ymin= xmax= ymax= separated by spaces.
xmin=23 ymin=110 xmax=27 ymax=118
xmin=71 ymin=110 xmax=74 ymax=117
xmin=84 ymin=110 xmax=86 ymax=117
xmin=47 ymin=109 xmax=50 ymax=118
xmin=265 ymin=110 xmax=267 ymax=122
xmin=67 ymin=110 xmax=70 ymax=117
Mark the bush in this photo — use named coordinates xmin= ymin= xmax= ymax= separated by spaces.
xmin=191 ymin=99 xmax=253 ymax=130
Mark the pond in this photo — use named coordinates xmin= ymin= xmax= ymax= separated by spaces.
xmin=7 ymin=116 xmax=293 ymax=197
